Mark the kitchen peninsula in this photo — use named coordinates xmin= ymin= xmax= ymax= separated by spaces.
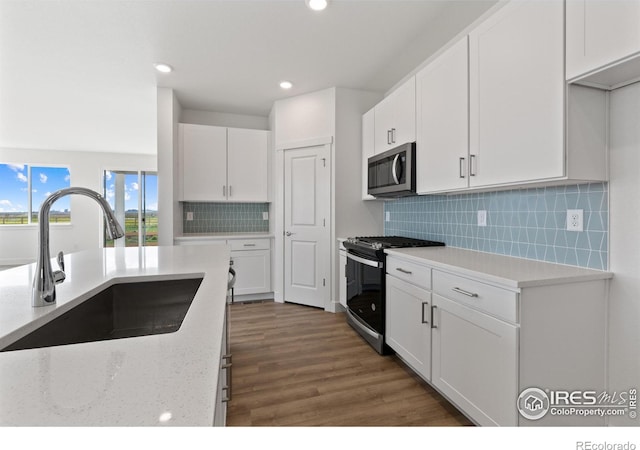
xmin=0 ymin=244 xmax=230 ymax=426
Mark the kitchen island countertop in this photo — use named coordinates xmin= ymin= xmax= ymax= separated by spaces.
xmin=0 ymin=244 xmax=230 ymax=426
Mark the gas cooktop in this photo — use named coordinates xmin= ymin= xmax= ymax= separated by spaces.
xmin=343 ymin=235 xmax=445 ymax=257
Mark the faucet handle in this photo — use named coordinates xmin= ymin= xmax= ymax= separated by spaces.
xmin=53 ymin=251 xmax=66 ymax=284
xmin=57 ymin=251 xmax=65 ymax=272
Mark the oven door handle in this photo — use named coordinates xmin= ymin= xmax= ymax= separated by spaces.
xmin=346 ymin=309 xmax=380 ymax=340
xmin=346 ymin=252 xmax=383 ymax=268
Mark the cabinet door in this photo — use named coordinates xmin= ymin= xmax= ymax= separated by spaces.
xmin=362 ymin=108 xmax=376 ymax=200
xmin=230 ymin=249 xmax=271 ymax=295
xmin=181 ymin=124 xmax=227 ymax=201
xmin=386 ymin=275 xmax=431 ymax=381
xmin=469 ymin=0 xmax=564 ymax=187
xmin=416 ymin=38 xmax=469 ymax=193
xmin=227 ymin=128 xmax=269 ymax=202
xmin=566 ymin=0 xmax=640 ymax=80
xmin=374 ymin=77 xmax=416 ymax=154
xmin=431 ymin=293 xmax=518 ymax=426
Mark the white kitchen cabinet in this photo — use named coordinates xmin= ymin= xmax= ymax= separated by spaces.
xmin=176 ymin=237 xmax=272 ymax=298
xmin=373 ymin=76 xmax=416 ymax=154
xmin=431 ymin=290 xmax=518 ymax=427
xmin=416 ymin=37 xmax=469 ymax=193
xmin=385 ymin=248 xmax=609 ymax=426
xmin=411 ymin=1 xmax=606 ymax=196
xmin=566 ymin=0 xmax=640 ymax=82
xmin=361 ymin=107 xmax=376 ymax=200
xmin=468 ymin=0 xmax=565 ymax=187
xmin=386 ymin=270 xmax=432 ymax=381
xmin=227 ymin=128 xmax=269 ymax=202
xmin=180 ymin=124 xmax=269 ymax=202
xmin=214 ymin=307 xmax=231 ymax=426
xmin=230 ymin=238 xmax=271 ymax=296
xmin=181 ymin=124 xmax=227 ymax=202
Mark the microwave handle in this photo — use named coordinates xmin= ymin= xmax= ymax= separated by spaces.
xmin=391 ymin=154 xmax=400 ymax=185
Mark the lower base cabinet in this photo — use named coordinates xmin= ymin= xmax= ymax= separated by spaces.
xmin=431 ymin=293 xmax=518 ymax=426
xmin=176 ymin=237 xmax=272 ymax=297
xmin=385 ymin=252 xmax=608 ymax=426
xmin=385 ymin=275 xmax=432 ymax=381
xmin=213 ymin=301 xmax=232 ymax=426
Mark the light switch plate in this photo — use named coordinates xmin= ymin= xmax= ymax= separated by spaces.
xmin=477 ymin=210 xmax=487 ymax=227
xmin=262 ymin=211 xmax=269 ymax=220
xmin=186 ymin=212 xmax=194 ymax=221
xmin=385 ymin=211 xmax=390 ymax=222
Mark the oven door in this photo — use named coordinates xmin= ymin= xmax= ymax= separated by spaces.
xmin=345 ymin=252 xmax=384 ymax=335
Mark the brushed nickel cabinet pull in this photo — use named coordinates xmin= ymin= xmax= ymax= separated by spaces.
xmin=431 ymin=305 xmax=438 ymax=329
xmin=452 ymin=287 xmax=479 ymax=298
xmin=421 ymin=302 xmax=429 ymax=324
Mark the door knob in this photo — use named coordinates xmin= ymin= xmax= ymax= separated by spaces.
xmin=285 ymin=231 xmax=295 ymax=236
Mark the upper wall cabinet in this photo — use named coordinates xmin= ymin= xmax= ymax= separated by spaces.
xmin=361 ymin=108 xmax=376 ymax=200
xmin=374 ymin=77 xmax=416 ymax=154
xmin=181 ymin=124 xmax=227 ymax=202
xmin=180 ymin=124 xmax=269 ymax=202
xmin=227 ymin=128 xmax=269 ymax=202
xmin=468 ymin=0 xmax=565 ymax=187
xmin=416 ymin=37 xmax=469 ymax=194
xmin=412 ymin=0 xmax=607 ymax=195
xmin=566 ymin=0 xmax=640 ymax=84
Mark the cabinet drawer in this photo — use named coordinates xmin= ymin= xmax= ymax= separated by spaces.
xmin=432 ymin=270 xmax=518 ymax=323
xmin=386 ymin=256 xmax=431 ymax=290
xmin=229 ymin=239 xmax=270 ymax=251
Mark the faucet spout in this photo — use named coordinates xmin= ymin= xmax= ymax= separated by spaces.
xmin=32 ymin=187 xmax=125 ymax=307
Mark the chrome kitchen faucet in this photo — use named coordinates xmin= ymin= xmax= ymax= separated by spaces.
xmin=32 ymin=187 xmax=125 ymax=307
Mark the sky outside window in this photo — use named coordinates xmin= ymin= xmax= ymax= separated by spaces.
xmin=0 ymin=164 xmax=71 ymax=224
xmin=0 ymin=164 xmax=28 ymax=218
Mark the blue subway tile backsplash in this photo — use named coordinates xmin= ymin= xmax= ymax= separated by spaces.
xmin=384 ymin=183 xmax=608 ymax=270
xmin=183 ymin=202 xmax=269 ymax=233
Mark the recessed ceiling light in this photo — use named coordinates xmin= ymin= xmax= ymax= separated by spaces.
xmin=154 ymin=63 xmax=173 ymax=73
xmin=280 ymin=81 xmax=293 ymax=90
xmin=306 ymin=0 xmax=328 ymax=12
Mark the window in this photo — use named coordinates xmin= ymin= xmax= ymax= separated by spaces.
xmin=103 ymin=170 xmax=157 ymax=247
xmin=0 ymin=163 xmax=71 ymax=225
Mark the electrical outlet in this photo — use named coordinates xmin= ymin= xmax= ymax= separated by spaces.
xmin=186 ymin=212 xmax=194 ymax=221
xmin=566 ymin=209 xmax=583 ymax=232
xmin=385 ymin=211 xmax=390 ymax=222
xmin=262 ymin=211 xmax=269 ymax=220
xmin=477 ymin=210 xmax=487 ymax=227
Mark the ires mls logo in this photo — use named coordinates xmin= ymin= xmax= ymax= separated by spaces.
xmin=517 ymin=388 xmax=550 ymax=420
xmin=517 ymin=387 xmax=638 ymax=421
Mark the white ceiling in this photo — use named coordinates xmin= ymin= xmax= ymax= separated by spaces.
xmin=0 ymin=0 xmax=496 ymax=155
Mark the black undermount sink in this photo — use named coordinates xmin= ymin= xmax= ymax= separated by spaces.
xmin=1 ymin=277 xmax=203 ymax=352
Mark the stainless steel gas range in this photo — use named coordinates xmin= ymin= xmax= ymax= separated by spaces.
xmin=342 ymin=236 xmax=445 ymax=354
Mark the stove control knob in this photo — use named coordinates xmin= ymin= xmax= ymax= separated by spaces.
xmin=372 ymin=242 xmax=382 ymax=250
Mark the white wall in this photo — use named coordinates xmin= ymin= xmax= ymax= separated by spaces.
xmin=181 ymin=109 xmax=269 ymax=130
xmin=157 ymin=88 xmax=182 ymax=245
xmin=273 ymin=88 xmax=336 ymax=147
xmin=0 ymin=148 xmax=156 ymax=265
xmin=608 ymin=83 xmax=640 ymax=426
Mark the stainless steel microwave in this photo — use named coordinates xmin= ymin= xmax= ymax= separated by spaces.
xmin=367 ymin=142 xmax=416 ymax=198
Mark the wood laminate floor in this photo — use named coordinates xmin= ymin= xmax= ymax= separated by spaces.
xmin=226 ymin=300 xmax=472 ymax=426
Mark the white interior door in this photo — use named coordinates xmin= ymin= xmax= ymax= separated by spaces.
xmin=283 ymin=145 xmax=330 ymax=309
